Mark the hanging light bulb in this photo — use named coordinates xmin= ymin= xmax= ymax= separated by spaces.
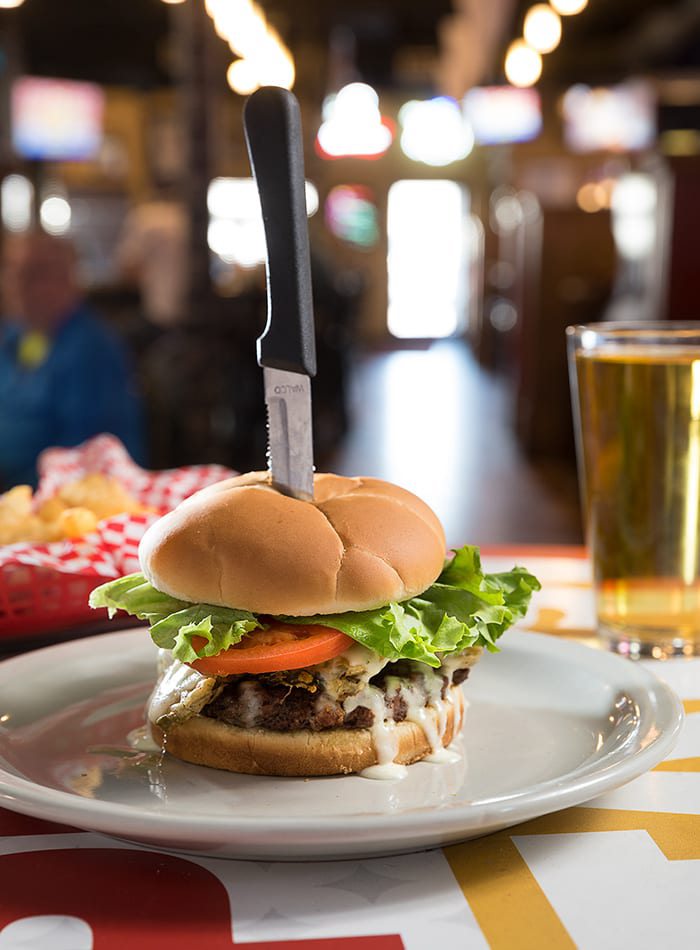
xmin=227 ymin=59 xmax=260 ymax=96
xmin=0 ymin=0 xmax=26 ymax=7
xmin=523 ymin=4 xmax=562 ymax=54
xmin=208 ymin=0 xmax=296 ymax=93
xmin=504 ymin=40 xmax=542 ymax=88
xmin=550 ymin=0 xmax=588 ymax=15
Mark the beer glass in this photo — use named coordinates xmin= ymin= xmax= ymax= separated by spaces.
xmin=567 ymin=323 xmax=700 ymax=658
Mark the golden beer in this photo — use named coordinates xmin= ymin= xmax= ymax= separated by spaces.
xmin=570 ymin=325 xmax=700 ymax=656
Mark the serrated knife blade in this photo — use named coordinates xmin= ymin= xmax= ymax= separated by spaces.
xmin=263 ymin=367 xmax=314 ymax=501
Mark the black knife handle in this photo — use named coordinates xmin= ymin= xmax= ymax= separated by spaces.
xmin=244 ymin=87 xmax=317 ymax=377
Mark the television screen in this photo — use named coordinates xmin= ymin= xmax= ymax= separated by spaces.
xmin=11 ymin=76 xmax=105 ymax=161
xmin=463 ymin=87 xmax=542 ymax=145
xmin=562 ymin=82 xmax=656 ymax=153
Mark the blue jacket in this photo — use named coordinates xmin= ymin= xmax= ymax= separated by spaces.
xmin=0 ymin=305 xmax=144 ymax=488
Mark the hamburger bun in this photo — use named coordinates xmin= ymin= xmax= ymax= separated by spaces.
xmin=150 ymin=685 xmax=465 ymax=777
xmin=139 ymin=472 xmax=446 ymax=616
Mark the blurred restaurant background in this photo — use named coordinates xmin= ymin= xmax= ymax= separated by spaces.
xmin=0 ymin=0 xmax=699 ymax=546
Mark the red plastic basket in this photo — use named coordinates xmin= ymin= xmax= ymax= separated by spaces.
xmin=0 ymin=434 xmax=235 ymax=643
xmin=0 ymin=563 xmax=102 ymax=638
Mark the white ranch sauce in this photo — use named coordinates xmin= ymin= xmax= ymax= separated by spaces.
xmin=359 ymin=762 xmax=408 ymax=780
xmin=343 ymin=684 xmax=400 ymax=767
xmin=343 ymin=665 xmax=463 ymax=781
xmin=424 ymin=747 xmax=462 ymax=765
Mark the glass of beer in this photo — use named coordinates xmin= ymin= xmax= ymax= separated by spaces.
xmin=567 ymin=323 xmax=700 ymax=658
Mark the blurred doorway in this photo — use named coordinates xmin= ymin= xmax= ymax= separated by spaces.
xmin=387 ymin=179 xmax=471 ymax=339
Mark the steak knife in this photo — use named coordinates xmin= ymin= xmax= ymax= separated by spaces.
xmin=243 ymin=86 xmax=317 ymax=501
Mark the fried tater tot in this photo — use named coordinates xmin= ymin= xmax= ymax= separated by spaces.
xmin=57 ymin=507 xmax=99 ymax=539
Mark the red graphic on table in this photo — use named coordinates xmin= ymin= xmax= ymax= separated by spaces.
xmin=0 ymin=848 xmax=404 ymax=949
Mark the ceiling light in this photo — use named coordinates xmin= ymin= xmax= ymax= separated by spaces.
xmin=523 ymin=5 xmax=562 ymax=54
xmin=227 ymin=59 xmax=260 ymax=96
xmin=550 ymin=0 xmax=588 ymax=15
xmin=504 ymin=41 xmax=542 ymax=88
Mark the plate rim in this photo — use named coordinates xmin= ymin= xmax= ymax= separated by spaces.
xmin=0 ymin=628 xmax=684 ymax=844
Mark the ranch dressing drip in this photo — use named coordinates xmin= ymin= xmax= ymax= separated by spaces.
xmin=344 ymin=661 xmax=467 ymax=780
xmin=343 ymin=684 xmax=399 ymax=770
xmin=384 ymin=668 xmax=450 ymax=756
xmin=424 ymin=747 xmax=462 ymax=764
xmin=358 ymin=762 xmax=408 ymax=780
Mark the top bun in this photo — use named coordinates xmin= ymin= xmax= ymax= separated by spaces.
xmin=139 ymin=472 xmax=446 ymax=616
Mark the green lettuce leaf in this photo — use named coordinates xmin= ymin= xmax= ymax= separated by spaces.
xmin=89 ymin=574 xmax=263 ymax=663
xmin=284 ymin=546 xmax=540 ymax=666
xmin=89 ymin=546 xmax=540 ymax=668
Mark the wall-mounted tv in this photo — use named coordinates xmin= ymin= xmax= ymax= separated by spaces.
xmin=11 ymin=76 xmax=105 ymax=161
xmin=561 ymin=81 xmax=656 ymax=153
xmin=463 ymin=86 xmax=542 ymax=145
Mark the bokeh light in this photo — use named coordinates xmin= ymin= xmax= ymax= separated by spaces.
xmin=576 ymin=183 xmax=604 ymax=213
xmin=207 ymin=177 xmax=317 ymax=267
xmin=226 ymin=59 xmax=260 ymax=96
xmin=1 ymin=175 xmax=32 ymax=232
xmin=206 ymin=0 xmax=295 ymax=95
xmin=40 ymin=195 xmax=72 ymax=235
xmin=550 ymin=0 xmax=588 ymax=14
xmin=399 ymin=97 xmax=474 ymax=166
xmin=504 ymin=40 xmax=543 ymax=88
xmin=316 ymin=83 xmax=393 ymax=159
xmin=325 ymin=185 xmax=379 ymax=248
xmin=523 ymin=5 xmax=562 ymax=54
xmin=611 ymin=173 xmax=657 ymax=260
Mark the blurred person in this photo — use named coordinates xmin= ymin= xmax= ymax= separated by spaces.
xmin=117 ymin=196 xmax=188 ymax=327
xmin=0 ymin=232 xmax=144 ymax=488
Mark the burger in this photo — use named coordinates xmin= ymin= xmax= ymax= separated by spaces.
xmin=90 ymin=472 xmax=539 ymax=777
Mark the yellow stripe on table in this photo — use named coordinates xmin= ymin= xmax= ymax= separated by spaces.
xmin=444 ymin=807 xmax=700 ymax=950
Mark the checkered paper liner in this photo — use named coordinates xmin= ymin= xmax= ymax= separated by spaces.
xmin=0 ymin=435 xmax=235 ymax=637
xmin=34 ymin=433 xmax=234 ymax=513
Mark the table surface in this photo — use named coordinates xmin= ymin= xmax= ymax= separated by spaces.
xmin=1 ymin=545 xmax=697 ymax=950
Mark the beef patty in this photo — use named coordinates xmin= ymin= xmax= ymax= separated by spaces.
xmin=201 ymin=661 xmax=471 ymax=732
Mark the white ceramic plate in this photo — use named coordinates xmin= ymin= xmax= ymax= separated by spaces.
xmin=0 ymin=628 xmax=682 ymax=860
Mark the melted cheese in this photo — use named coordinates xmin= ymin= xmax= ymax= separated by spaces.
xmin=315 ymin=644 xmax=389 ymax=701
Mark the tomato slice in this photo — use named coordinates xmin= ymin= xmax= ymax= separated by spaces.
xmin=186 ymin=622 xmax=353 ymax=676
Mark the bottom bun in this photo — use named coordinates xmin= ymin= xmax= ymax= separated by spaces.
xmin=151 ymin=685 xmax=465 ymax=777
